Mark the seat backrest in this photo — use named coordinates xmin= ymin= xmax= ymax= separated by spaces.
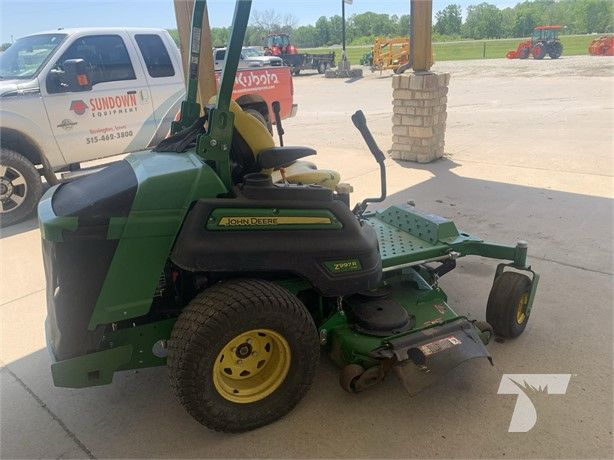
xmin=224 ymin=100 xmax=275 ymax=184
xmin=228 ymin=100 xmax=275 ymax=156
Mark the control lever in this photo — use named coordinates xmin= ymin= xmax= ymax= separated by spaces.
xmin=351 ymin=110 xmax=387 ymax=216
xmin=272 ymin=101 xmax=284 ymax=146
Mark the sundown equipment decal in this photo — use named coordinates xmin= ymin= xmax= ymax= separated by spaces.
xmin=89 ymin=92 xmax=139 ymax=118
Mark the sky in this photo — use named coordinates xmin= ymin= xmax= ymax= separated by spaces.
xmin=0 ymin=0 xmax=520 ymax=44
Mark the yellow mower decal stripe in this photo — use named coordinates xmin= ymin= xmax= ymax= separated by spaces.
xmin=218 ymin=216 xmax=332 ymax=226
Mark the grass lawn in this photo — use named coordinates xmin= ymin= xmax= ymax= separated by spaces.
xmin=303 ymin=34 xmax=596 ymax=63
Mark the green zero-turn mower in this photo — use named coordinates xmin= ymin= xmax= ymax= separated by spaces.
xmin=39 ymin=0 xmax=539 ymax=433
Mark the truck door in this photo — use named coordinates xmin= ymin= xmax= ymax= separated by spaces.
xmin=41 ymin=33 xmax=156 ymax=164
xmin=214 ymin=49 xmax=225 ymax=71
xmin=130 ymin=33 xmax=185 ymax=146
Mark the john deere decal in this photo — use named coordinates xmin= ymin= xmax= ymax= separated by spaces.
xmin=218 ymin=216 xmax=331 ymax=226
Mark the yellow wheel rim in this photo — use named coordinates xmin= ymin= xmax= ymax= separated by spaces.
xmin=516 ymin=293 xmax=529 ymax=325
xmin=213 ymin=329 xmax=291 ymax=404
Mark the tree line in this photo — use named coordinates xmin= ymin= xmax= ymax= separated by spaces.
xmin=167 ymin=0 xmax=613 ymax=49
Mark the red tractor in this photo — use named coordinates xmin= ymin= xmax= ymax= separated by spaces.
xmin=507 ymin=25 xmax=563 ymax=60
xmin=264 ymin=33 xmax=298 ymax=56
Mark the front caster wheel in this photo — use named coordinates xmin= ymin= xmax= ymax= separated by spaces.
xmin=486 ymin=272 xmax=532 ymax=339
xmin=168 ymin=279 xmax=319 ymax=432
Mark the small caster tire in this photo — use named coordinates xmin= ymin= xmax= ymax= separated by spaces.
xmin=340 ymin=364 xmax=365 ymax=393
xmin=486 ymin=272 xmax=532 ymax=339
xmin=474 ymin=320 xmax=494 ymax=344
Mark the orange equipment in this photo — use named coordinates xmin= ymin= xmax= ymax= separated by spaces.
xmin=507 ymin=25 xmax=563 ymax=60
xmin=588 ymin=35 xmax=614 ymax=56
xmin=370 ymin=37 xmax=410 ymax=73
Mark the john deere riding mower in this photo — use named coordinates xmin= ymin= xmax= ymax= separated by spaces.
xmin=39 ymin=0 xmax=539 ymax=433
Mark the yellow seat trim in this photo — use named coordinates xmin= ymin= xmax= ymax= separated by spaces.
xmin=211 ymin=97 xmax=341 ymax=190
xmin=271 ymin=161 xmax=341 ymax=190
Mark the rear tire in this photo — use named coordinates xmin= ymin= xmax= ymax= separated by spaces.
xmin=486 ymin=272 xmax=532 ymax=339
xmin=0 ymin=148 xmax=43 ymax=227
xmin=548 ymin=42 xmax=563 ymax=59
xmin=168 ymin=279 xmax=320 ymax=432
xmin=317 ymin=62 xmax=326 ymax=74
xmin=293 ymin=68 xmax=301 ymax=76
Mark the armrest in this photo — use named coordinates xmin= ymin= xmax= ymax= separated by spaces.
xmin=257 ymin=146 xmax=316 ymax=169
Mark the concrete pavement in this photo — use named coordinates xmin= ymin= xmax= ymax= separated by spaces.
xmin=1 ymin=55 xmax=612 ymax=458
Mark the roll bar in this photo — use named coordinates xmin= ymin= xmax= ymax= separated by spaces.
xmin=172 ymin=0 xmax=253 ymax=189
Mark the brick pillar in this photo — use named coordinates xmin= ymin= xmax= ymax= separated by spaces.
xmin=389 ymin=72 xmax=450 ymax=163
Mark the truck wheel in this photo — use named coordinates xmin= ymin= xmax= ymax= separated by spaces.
xmin=317 ymin=62 xmax=327 ymax=74
xmin=486 ymin=272 xmax=532 ymax=339
xmin=0 ymin=148 xmax=43 ymax=227
xmin=519 ymin=47 xmax=530 ymax=59
xmin=293 ymin=68 xmax=301 ymax=76
xmin=168 ymin=279 xmax=319 ymax=432
xmin=245 ymin=109 xmax=273 ymax=135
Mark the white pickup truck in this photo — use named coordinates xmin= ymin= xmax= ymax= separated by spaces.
xmin=0 ymin=27 xmax=296 ymax=226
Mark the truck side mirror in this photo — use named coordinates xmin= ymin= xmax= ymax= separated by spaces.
xmin=62 ymin=59 xmax=92 ymax=91
xmin=50 ymin=59 xmax=92 ymax=92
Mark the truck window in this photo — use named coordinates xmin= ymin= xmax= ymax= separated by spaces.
xmin=56 ymin=35 xmax=135 ymax=87
xmin=135 ymin=34 xmax=175 ymax=78
xmin=0 ymin=33 xmax=66 ymax=79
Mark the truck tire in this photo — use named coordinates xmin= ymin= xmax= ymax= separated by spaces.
xmin=245 ymin=109 xmax=273 ymax=135
xmin=0 ymin=148 xmax=43 ymax=227
xmin=317 ymin=62 xmax=327 ymax=74
xmin=293 ymin=68 xmax=301 ymax=76
xmin=168 ymin=278 xmax=320 ymax=432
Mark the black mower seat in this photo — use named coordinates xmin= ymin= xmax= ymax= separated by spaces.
xmin=227 ymin=100 xmax=341 ymax=189
xmin=257 ymin=146 xmax=316 ymax=169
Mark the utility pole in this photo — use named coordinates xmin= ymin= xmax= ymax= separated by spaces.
xmin=341 ymin=0 xmax=346 ymax=57
xmin=327 ymin=0 xmax=361 ymax=77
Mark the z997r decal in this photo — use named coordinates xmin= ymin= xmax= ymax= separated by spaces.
xmin=86 ymin=130 xmax=133 ymax=144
